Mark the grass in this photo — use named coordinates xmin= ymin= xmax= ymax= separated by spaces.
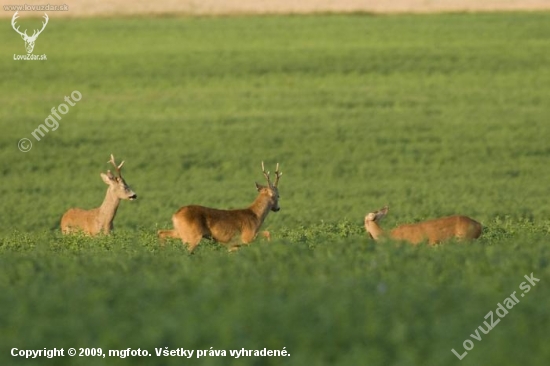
xmin=0 ymin=12 xmax=549 ymax=365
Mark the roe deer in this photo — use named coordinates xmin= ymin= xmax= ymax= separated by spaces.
xmin=364 ymin=206 xmax=482 ymax=245
xmin=60 ymin=154 xmax=137 ymax=235
xmin=158 ymin=162 xmax=282 ymax=253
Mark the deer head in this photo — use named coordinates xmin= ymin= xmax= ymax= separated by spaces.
xmin=11 ymin=12 xmax=48 ymax=54
xmin=364 ymin=206 xmax=389 ymax=240
xmin=100 ymin=154 xmax=137 ymax=200
xmin=255 ymin=162 xmax=282 ymax=212
xmin=365 ymin=206 xmax=389 ymax=223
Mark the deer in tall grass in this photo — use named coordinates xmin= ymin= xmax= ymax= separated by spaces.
xmin=60 ymin=154 xmax=137 ymax=235
xmin=364 ymin=206 xmax=482 ymax=245
xmin=158 ymin=162 xmax=282 ymax=253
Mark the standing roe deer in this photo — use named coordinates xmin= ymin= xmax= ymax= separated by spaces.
xmin=364 ymin=206 xmax=482 ymax=245
xmin=158 ymin=162 xmax=282 ymax=253
xmin=60 ymin=154 xmax=137 ymax=235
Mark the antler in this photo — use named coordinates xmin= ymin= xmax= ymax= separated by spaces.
xmin=261 ymin=161 xmax=272 ymax=186
xmin=11 ymin=12 xmax=48 ymax=39
xmin=261 ymin=161 xmax=282 ymax=187
xmin=31 ymin=13 xmax=48 ymax=39
xmin=11 ymin=12 xmax=27 ymax=37
xmin=107 ymin=154 xmax=125 ymax=178
xmin=274 ymin=163 xmax=282 ymax=187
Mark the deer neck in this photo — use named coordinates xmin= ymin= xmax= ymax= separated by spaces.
xmin=248 ymin=192 xmax=273 ymax=225
xmin=98 ymin=188 xmax=121 ymax=227
xmin=366 ymin=220 xmax=385 ymax=241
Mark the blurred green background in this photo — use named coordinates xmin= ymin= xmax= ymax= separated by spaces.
xmin=0 ymin=12 xmax=549 ymax=366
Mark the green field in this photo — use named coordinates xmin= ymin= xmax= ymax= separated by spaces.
xmin=1 ymin=12 xmax=550 ymax=365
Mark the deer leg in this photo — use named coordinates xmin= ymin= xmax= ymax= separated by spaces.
xmin=230 ymin=229 xmax=262 ymax=252
xmin=186 ymin=237 xmax=202 ymax=253
xmin=173 ymin=219 xmax=203 ymax=253
xmin=260 ymin=230 xmax=271 ymax=241
xmin=180 ymin=229 xmax=202 ymax=253
xmin=228 ymin=245 xmax=240 ymax=252
xmin=158 ymin=229 xmax=179 ymax=240
xmin=225 ymin=238 xmax=240 ymax=252
xmin=225 ymin=233 xmax=248 ymax=252
xmin=240 ymin=230 xmax=258 ymax=246
xmin=157 ymin=229 xmax=179 ymax=248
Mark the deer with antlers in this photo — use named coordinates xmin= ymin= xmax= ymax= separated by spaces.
xmin=158 ymin=162 xmax=282 ymax=253
xmin=60 ymin=154 xmax=137 ymax=235
xmin=11 ymin=12 xmax=49 ymax=54
xmin=365 ymin=206 xmax=482 ymax=245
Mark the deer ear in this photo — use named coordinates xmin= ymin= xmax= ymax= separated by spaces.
xmin=255 ymin=182 xmax=265 ymax=191
xmin=100 ymin=173 xmax=114 ymax=185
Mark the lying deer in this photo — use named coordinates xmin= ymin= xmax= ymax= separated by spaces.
xmin=364 ymin=206 xmax=482 ymax=245
xmin=158 ymin=162 xmax=282 ymax=253
xmin=61 ymin=154 xmax=137 ymax=235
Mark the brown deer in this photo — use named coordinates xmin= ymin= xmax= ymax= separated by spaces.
xmin=60 ymin=154 xmax=137 ymax=235
xmin=158 ymin=162 xmax=282 ymax=253
xmin=364 ymin=206 xmax=482 ymax=245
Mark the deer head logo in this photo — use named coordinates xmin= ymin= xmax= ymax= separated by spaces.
xmin=11 ymin=12 xmax=48 ymax=54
